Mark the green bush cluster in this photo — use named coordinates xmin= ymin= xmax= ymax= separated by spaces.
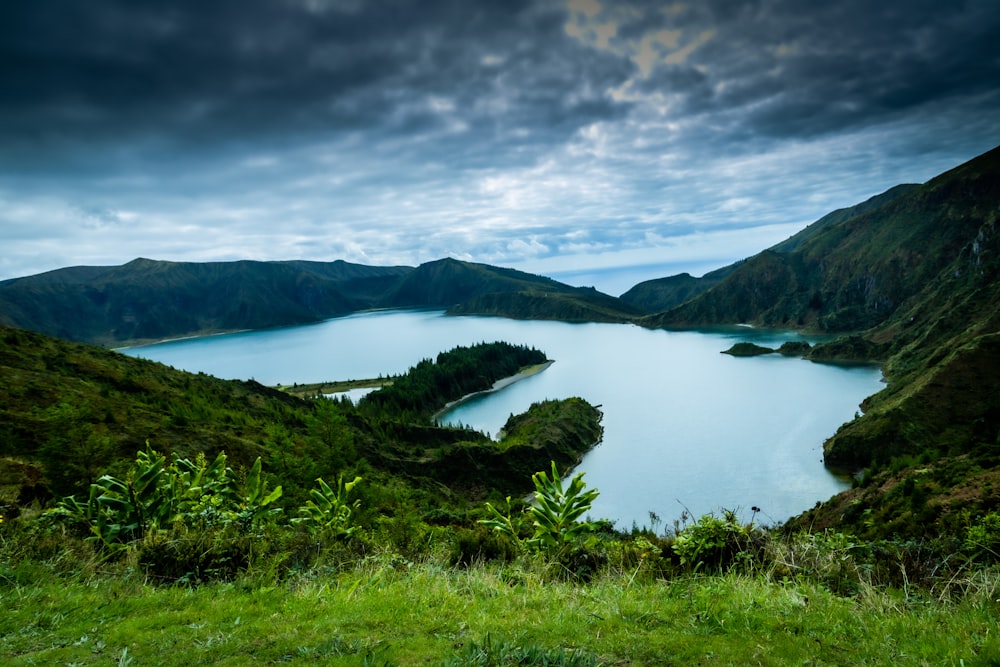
xmin=40 ymin=445 xmax=361 ymax=581
xmin=7 ymin=447 xmax=996 ymax=597
xmin=360 ymin=341 xmax=546 ymax=421
xmin=672 ymin=510 xmax=764 ymax=573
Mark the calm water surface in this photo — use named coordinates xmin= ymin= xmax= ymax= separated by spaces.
xmin=125 ymin=309 xmax=883 ymax=529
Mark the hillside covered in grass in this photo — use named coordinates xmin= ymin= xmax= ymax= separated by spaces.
xmin=0 ymin=257 xmax=638 ymax=346
xmin=0 ymin=327 xmax=600 ymax=513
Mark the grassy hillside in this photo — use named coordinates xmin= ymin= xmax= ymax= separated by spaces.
xmin=620 ymin=184 xmax=917 ymax=315
xmin=447 ymin=288 xmax=642 ymax=323
xmin=2 ymin=273 xmax=1000 ymax=665
xmin=0 ymin=257 xmax=636 ymax=346
xmin=644 ymin=146 xmax=999 ymax=333
xmin=0 ymin=325 xmax=600 ymax=512
xmin=2 ymin=558 xmax=997 ymax=666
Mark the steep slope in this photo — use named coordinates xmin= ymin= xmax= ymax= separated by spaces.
xmin=621 ymin=184 xmax=917 ymax=315
xmin=643 ymin=148 xmax=999 ymax=334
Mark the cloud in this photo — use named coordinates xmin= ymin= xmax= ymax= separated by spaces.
xmin=0 ymin=0 xmax=998 ymax=285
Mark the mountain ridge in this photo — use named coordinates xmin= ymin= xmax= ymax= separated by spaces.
xmin=0 ymin=256 xmax=635 ymax=346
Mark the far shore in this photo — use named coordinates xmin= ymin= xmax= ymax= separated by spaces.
xmin=275 ymin=377 xmax=392 ymax=398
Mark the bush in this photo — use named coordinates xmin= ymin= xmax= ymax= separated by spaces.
xmin=672 ymin=510 xmax=761 ymax=573
xmin=137 ymin=530 xmax=253 ymax=584
xmin=964 ymin=511 xmax=1000 ymax=563
xmin=449 ymin=526 xmax=519 ymax=567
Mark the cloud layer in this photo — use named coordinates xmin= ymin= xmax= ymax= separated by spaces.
xmin=2 ymin=0 xmax=998 ymax=292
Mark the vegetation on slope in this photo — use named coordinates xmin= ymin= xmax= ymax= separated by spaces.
xmin=2 ymin=296 xmax=1000 ymax=664
xmin=0 ymin=256 xmax=637 ymax=346
xmin=619 ymin=265 xmax=736 ymax=313
xmin=358 ymin=342 xmax=547 ymax=422
xmin=620 ymin=184 xmax=917 ymax=315
xmin=448 ymin=288 xmax=641 ymax=323
xmin=2 ymin=552 xmax=998 ymax=666
xmin=0 ymin=326 xmax=599 ymax=515
xmin=3 ymin=468 xmax=1000 ymax=665
xmin=0 ymin=258 xmax=411 ymax=346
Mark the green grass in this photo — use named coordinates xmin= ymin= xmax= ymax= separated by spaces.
xmin=3 ymin=555 xmax=999 ymax=666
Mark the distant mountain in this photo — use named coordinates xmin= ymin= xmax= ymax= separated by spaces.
xmin=382 ymin=257 xmax=580 ymax=307
xmin=638 ymin=152 xmax=995 ymax=334
xmin=448 ymin=287 xmax=643 ymax=323
xmin=623 ymin=184 xmax=919 ymax=318
xmin=0 ymin=256 xmax=634 ymax=345
xmin=634 ymin=144 xmax=1000 ymax=538
xmin=619 ymin=265 xmax=737 ymax=314
xmin=382 ymin=257 xmax=640 ymax=322
xmin=0 ymin=258 xmax=410 ymax=345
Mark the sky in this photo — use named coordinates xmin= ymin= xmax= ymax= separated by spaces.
xmin=2 ymin=0 xmax=999 ymax=295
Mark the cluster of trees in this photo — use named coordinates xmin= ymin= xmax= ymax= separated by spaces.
xmin=359 ymin=341 xmax=546 ymax=421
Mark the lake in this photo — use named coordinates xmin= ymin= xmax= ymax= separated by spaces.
xmin=124 ymin=309 xmax=883 ymax=530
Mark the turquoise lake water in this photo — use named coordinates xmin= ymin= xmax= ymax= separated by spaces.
xmin=125 ymin=309 xmax=883 ymax=529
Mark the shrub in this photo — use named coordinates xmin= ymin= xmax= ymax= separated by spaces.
xmin=770 ymin=530 xmax=866 ymax=595
xmin=672 ymin=510 xmax=760 ymax=573
xmin=137 ymin=530 xmax=252 ymax=584
xmin=526 ymin=461 xmax=600 ymax=553
xmin=480 ymin=461 xmax=601 ymax=557
xmin=291 ymin=475 xmax=362 ymax=540
xmin=448 ymin=526 xmax=519 ymax=567
xmin=45 ymin=445 xmax=283 ymax=553
xmin=964 ymin=511 xmax=1000 ymax=563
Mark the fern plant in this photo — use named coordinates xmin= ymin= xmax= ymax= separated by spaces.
xmin=527 ymin=461 xmax=600 ymax=552
xmin=480 ymin=495 xmax=522 ymax=546
xmin=480 ymin=462 xmax=600 ymax=554
xmin=291 ymin=475 xmax=362 ymax=539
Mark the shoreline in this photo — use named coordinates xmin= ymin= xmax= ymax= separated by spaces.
xmin=431 ymin=360 xmax=554 ymax=424
xmin=276 ymin=377 xmax=391 ymax=398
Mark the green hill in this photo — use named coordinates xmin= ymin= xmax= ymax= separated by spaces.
xmin=0 ymin=258 xmax=409 ymax=346
xmin=619 ymin=185 xmax=917 ymax=314
xmin=642 ymin=148 xmax=998 ymax=333
xmin=448 ymin=287 xmax=642 ymax=323
xmin=0 ymin=257 xmax=635 ymax=346
xmin=0 ymin=325 xmax=601 ymax=511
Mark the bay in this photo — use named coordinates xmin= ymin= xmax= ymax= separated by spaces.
xmin=124 ymin=309 xmax=883 ymax=530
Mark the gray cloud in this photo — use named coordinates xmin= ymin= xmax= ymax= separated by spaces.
xmin=1 ymin=0 xmax=998 ymax=291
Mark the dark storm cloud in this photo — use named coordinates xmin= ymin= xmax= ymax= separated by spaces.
xmin=609 ymin=0 xmax=1000 ymax=140
xmin=0 ymin=0 xmax=632 ymax=170
xmin=0 ymin=0 xmax=998 ymax=287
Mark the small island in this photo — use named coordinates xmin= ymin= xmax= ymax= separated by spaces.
xmin=721 ymin=342 xmax=775 ymax=356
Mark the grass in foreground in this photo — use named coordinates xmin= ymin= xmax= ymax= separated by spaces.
xmin=2 ymin=555 xmax=999 ymax=666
